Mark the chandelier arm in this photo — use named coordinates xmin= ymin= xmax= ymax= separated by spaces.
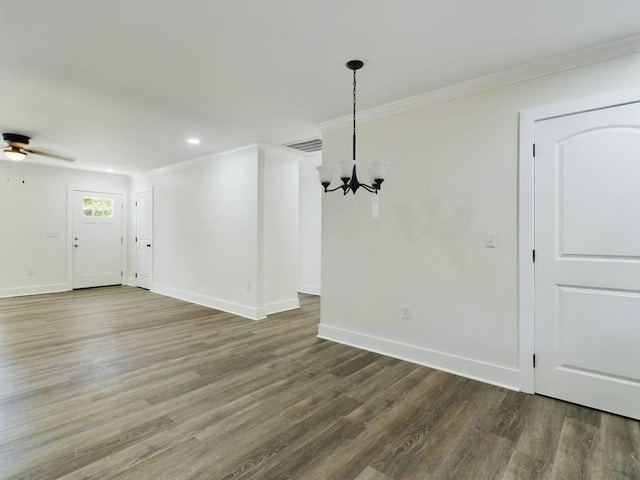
xmin=358 ymin=183 xmax=378 ymax=193
xmin=324 ymin=185 xmax=348 ymax=193
xmin=324 ymin=182 xmax=379 ymax=195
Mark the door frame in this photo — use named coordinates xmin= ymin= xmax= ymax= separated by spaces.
xmin=518 ymin=88 xmax=640 ymax=393
xmin=66 ymin=187 xmax=128 ymax=290
xmin=134 ymin=188 xmax=154 ymax=289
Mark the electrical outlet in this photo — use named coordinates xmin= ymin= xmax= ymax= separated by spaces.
xmin=401 ymin=305 xmax=411 ymax=320
xmin=27 ymin=268 xmax=35 ymax=276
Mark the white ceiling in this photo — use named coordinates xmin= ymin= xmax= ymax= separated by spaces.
xmin=1 ymin=0 xmax=640 ymax=174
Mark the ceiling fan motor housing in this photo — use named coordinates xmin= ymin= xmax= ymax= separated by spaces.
xmin=3 ymin=133 xmax=31 ymax=147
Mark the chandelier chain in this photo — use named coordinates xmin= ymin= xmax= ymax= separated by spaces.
xmin=353 ymin=69 xmax=357 ymax=137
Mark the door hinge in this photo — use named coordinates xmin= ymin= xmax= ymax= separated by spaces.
xmin=135 ymin=273 xmax=138 ymax=278
xmin=533 ymin=354 xmax=536 ymax=368
xmin=533 ymin=143 xmax=536 ymax=157
xmin=135 ymin=201 xmax=138 ymax=207
xmin=121 ymin=237 xmax=123 ymax=244
xmin=135 ymin=236 xmax=138 ymax=242
xmin=532 ymin=249 xmax=536 ymax=263
xmin=121 ymin=270 xmax=123 ymax=277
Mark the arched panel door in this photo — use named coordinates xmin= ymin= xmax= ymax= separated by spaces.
xmin=534 ymin=101 xmax=640 ymax=419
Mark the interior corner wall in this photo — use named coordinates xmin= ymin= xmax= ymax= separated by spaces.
xmin=144 ymin=147 xmax=262 ymax=319
xmin=260 ymin=147 xmax=301 ymax=315
xmin=298 ymin=153 xmax=322 ymax=295
xmin=0 ymin=163 xmax=129 ymax=297
xmin=318 ymin=52 xmax=640 ymax=390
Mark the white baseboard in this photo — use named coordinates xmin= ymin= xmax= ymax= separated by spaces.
xmin=0 ymin=283 xmax=70 ymax=298
xmin=264 ymin=297 xmax=300 ymax=315
xmin=298 ymin=284 xmax=321 ymax=295
xmin=318 ymin=324 xmax=519 ymax=391
xmin=126 ymin=277 xmax=137 ymax=287
xmin=152 ymin=284 xmax=265 ymax=320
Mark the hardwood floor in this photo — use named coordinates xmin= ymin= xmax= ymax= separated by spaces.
xmin=0 ymin=287 xmax=638 ymax=480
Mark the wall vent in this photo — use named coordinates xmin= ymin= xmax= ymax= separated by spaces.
xmin=283 ymin=138 xmax=322 ymax=153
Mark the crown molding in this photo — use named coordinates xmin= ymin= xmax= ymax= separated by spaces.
xmin=146 ymin=142 xmax=307 ymax=176
xmin=317 ymin=33 xmax=640 ymax=131
xmin=148 ymin=144 xmax=259 ymax=176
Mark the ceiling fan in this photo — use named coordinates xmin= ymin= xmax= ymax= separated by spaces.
xmin=3 ymin=133 xmax=74 ymax=162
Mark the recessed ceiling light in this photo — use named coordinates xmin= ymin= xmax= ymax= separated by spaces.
xmin=187 ymin=138 xmax=200 ymax=145
xmin=104 ymin=168 xmax=114 ymax=173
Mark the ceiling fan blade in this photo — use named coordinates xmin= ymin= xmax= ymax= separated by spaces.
xmin=26 ymin=148 xmax=75 ymax=162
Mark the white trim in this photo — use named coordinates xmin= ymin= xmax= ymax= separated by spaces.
xmin=126 ymin=277 xmax=137 ymax=287
xmin=318 ymin=324 xmax=519 ymax=391
xmin=264 ymin=297 xmax=300 ymax=315
xmin=66 ymin=186 xmax=73 ymax=289
xmin=518 ymin=88 xmax=640 ymax=394
xmin=0 ymin=283 xmax=69 ymax=298
xmin=298 ymin=284 xmax=321 ymax=295
xmin=152 ymin=284 xmax=266 ymax=320
xmin=318 ymin=34 xmax=640 ymax=131
xmin=519 ymin=109 xmax=536 ymax=394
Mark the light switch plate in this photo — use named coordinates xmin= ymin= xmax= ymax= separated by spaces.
xmin=485 ymin=232 xmax=497 ymax=248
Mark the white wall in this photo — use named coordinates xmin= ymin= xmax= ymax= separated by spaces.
xmin=298 ymin=153 xmax=321 ymax=295
xmin=131 ymin=144 xmax=301 ymax=320
xmin=0 ymin=163 xmax=129 ymax=297
xmin=260 ymin=147 xmax=301 ymax=314
xmin=132 ymin=146 xmax=262 ymax=318
xmin=318 ymin=52 xmax=640 ymax=390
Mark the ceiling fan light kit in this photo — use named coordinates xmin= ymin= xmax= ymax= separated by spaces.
xmin=4 ymin=145 xmax=26 ymax=161
xmin=317 ymin=60 xmax=389 ymax=195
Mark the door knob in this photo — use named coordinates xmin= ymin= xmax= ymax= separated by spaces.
xmin=147 ymin=244 xmax=152 ymax=247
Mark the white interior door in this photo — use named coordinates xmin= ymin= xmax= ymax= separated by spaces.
xmin=72 ymin=190 xmax=123 ymax=289
xmin=135 ymin=190 xmax=153 ymax=289
xmin=534 ymin=101 xmax=640 ymax=419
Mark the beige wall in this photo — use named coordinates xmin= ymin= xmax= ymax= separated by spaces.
xmin=299 ymin=152 xmax=322 ymax=295
xmin=261 ymin=146 xmax=301 ymax=314
xmin=319 ymin=52 xmax=640 ymax=388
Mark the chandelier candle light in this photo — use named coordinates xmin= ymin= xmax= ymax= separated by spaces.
xmin=317 ymin=60 xmax=389 ymax=195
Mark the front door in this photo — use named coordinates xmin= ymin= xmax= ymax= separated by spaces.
xmin=534 ymin=101 xmax=640 ymax=419
xmin=72 ymin=190 xmax=123 ymax=289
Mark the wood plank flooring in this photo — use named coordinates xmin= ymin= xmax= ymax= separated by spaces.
xmin=0 ymin=286 xmax=638 ymax=479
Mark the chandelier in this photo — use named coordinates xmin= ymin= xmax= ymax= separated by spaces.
xmin=317 ymin=60 xmax=388 ymax=195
